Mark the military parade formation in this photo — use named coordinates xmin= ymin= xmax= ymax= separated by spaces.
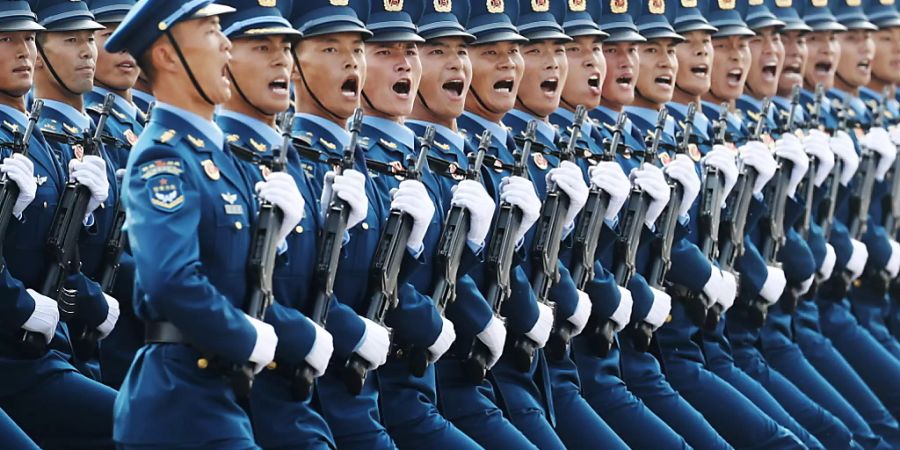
xmin=5 ymin=0 xmax=900 ymax=448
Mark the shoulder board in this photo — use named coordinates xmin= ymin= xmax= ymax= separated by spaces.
xmin=248 ymin=137 xmax=267 ymax=153
xmin=378 ymin=138 xmax=398 ymax=150
xmin=40 ymin=120 xmax=59 ymax=134
xmin=111 ymin=108 xmax=128 ymax=121
xmin=1 ymin=120 xmax=19 ymax=134
xmin=185 ymin=134 xmax=206 ymax=149
xmin=318 ymin=137 xmax=337 ymax=151
xmin=226 ymin=133 xmax=240 ymax=144
xmin=154 ymin=129 xmax=181 ymax=146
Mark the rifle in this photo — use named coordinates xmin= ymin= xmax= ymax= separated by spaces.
xmin=0 ymin=101 xmax=43 ymax=258
xmin=299 ymin=108 xmax=363 ymax=398
xmin=579 ymin=112 xmax=625 ymax=357
xmin=799 ymin=84 xmax=826 ymax=303
xmin=21 ymin=95 xmax=114 ymax=357
xmin=531 ymin=106 xmax=584 ymax=363
xmin=461 ymin=121 xmax=535 ymax=383
xmin=342 ymin=126 xmax=436 ymax=394
xmin=614 ymin=111 xmax=656 ymax=287
xmin=817 ymin=96 xmax=848 ymax=239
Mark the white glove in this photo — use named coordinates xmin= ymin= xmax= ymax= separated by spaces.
xmin=830 ymin=131 xmax=859 ymax=186
xmin=611 ymin=285 xmax=634 ymax=332
xmin=23 ymin=289 xmax=59 ymax=344
xmin=631 ymin=164 xmax=671 ymax=226
xmin=886 ymin=239 xmax=900 ymax=278
xmin=703 ymin=269 xmax=734 ymax=312
xmin=69 ymin=155 xmax=109 ymax=218
xmin=356 ymin=317 xmax=390 ymax=369
xmin=255 ymin=172 xmax=305 ymax=246
xmin=304 ymin=321 xmax=334 ymax=378
xmin=738 ymin=141 xmax=777 ymax=194
xmin=500 ymin=176 xmax=541 ymax=243
xmin=774 ymin=134 xmax=810 ymax=198
xmin=476 ymin=316 xmax=506 ymax=370
xmin=1 ymin=154 xmax=36 ymax=217
xmin=546 ymin=161 xmax=589 ymax=226
xmin=847 ymin=239 xmax=868 ymax=281
xmin=819 ymin=243 xmax=837 ymax=280
xmin=665 ymin=154 xmax=701 ymax=216
xmin=96 ymin=293 xmax=120 ymax=339
xmin=803 ymin=129 xmax=836 ymax=186
xmin=451 ymin=179 xmax=496 ymax=246
xmin=890 ymin=126 xmax=900 ymax=146
xmin=321 ymin=169 xmax=368 ymax=229
xmin=702 ymin=145 xmax=740 ymax=202
xmin=798 ymin=274 xmax=815 ymax=296
xmin=390 ymin=179 xmax=435 ymax=251
xmin=428 ymin=317 xmax=456 ymax=363
xmin=589 ymin=161 xmax=630 ymax=220
xmin=644 ymin=287 xmax=672 ymax=331
xmin=718 ymin=270 xmax=738 ymax=312
xmin=566 ymin=289 xmax=592 ymax=337
xmin=525 ymin=301 xmax=554 ymax=348
xmin=245 ymin=314 xmax=278 ymax=374
xmin=863 ymin=127 xmax=896 ymax=181
xmin=759 ymin=265 xmax=787 ymax=305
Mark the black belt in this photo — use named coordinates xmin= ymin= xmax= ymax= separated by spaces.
xmin=145 ymin=321 xmax=188 ymax=345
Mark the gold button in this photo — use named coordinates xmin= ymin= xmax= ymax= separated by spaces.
xmin=234 ymin=221 xmax=243 ymax=230
xmin=853 ymin=279 xmax=862 ymax=288
xmin=361 ymin=222 xmax=369 ymax=230
xmin=197 ymin=358 xmax=209 ymax=369
xmin=666 ymin=314 xmax=673 ymax=323
xmin=42 ymin=201 xmax=48 ymax=208
xmin=295 ymin=225 xmax=304 ymax=234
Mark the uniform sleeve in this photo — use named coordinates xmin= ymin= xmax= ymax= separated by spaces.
xmin=386 ymin=281 xmax=443 ymax=347
xmin=326 ymin=298 xmax=366 ymax=359
xmin=736 ymin=240 xmax=768 ymax=299
xmin=548 ymin=261 xmax=579 ymax=320
xmin=626 ymin=273 xmax=654 ymax=324
xmin=69 ymin=273 xmax=109 ymax=328
xmin=0 ymin=263 xmax=37 ymax=332
xmin=500 ymin=265 xmax=540 ymax=335
xmin=264 ymin=301 xmax=315 ymax=364
xmin=125 ymin=145 xmax=256 ymax=365
xmin=666 ymin=235 xmax=713 ymax=293
xmin=445 ymin=274 xmax=494 ymax=339
xmin=582 ymin=261 xmax=621 ymax=320
xmin=780 ymin=228 xmax=816 ymax=284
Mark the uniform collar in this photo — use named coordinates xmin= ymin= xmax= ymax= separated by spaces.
xmin=553 ymin=107 xmax=592 ymax=137
xmin=624 ymin=105 xmax=661 ymax=130
xmin=0 ymin=104 xmax=28 ymax=127
xmin=595 ymin=104 xmax=633 ymax=135
xmin=217 ymin=109 xmax=280 ymax=148
xmin=156 ymin=102 xmax=224 ymax=148
xmin=462 ymin=111 xmax=508 ymax=144
xmin=92 ymin=86 xmax=139 ymax=120
xmin=666 ymin=101 xmax=711 ymax=138
xmin=41 ymin=98 xmax=91 ymax=131
xmin=294 ymin=112 xmax=350 ymax=148
xmin=132 ymin=88 xmax=155 ymax=107
xmin=406 ymin=120 xmax=464 ymax=151
xmin=506 ymin=109 xmax=557 ymax=143
xmin=363 ymin=116 xmax=415 ymax=149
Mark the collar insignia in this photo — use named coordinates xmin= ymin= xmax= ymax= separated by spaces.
xmin=186 ymin=134 xmax=205 ymax=148
xmin=249 ymin=138 xmax=267 ymax=152
xmin=319 ymin=137 xmax=336 ymax=150
xmin=159 ymin=129 xmax=176 ymax=144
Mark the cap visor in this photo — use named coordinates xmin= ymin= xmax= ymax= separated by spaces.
xmin=565 ymin=28 xmax=610 ymax=39
xmin=47 ymin=18 xmax=105 ymax=32
xmin=303 ymin=23 xmax=374 ymax=39
xmin=191 ymin=3 xmax=236 ymax=19
xmin=781 ymin=21 xmax=813 ymax=32
xmin=0 ymin=19 xmax=45 ymax=32
xmin=95 ymin=13 xmax=128 ymax=24
xmin=748 ymin=18 xmax=786 ymax=30
xmin=640 ymin=29 xmax=685 ymax=42
xmin=472 ymin=30 xmax=529 ymax=44
xmin=366 ymin=31 xmax=426 ymax=43
xmin=674 ymin=22 xmax=718 ymax=34
xmin=808 ymin=20 xmax=847 ymax=32
xmin=522 ymin=30 xmax=573 ymax=42
xmin=236 ymin=26 xmax=302 ymax=38
xmin=421 ymin=29 xmax=476 ymax=43
xmin=712 ymin=24 xmax=755 ymax=37
xmin=604 ymin=29 xmax=647 ymax=43
xmin=841 ymin=19 xmax=878 ymax=30
xmin=873 ymin=17 xmax=900 ymax=28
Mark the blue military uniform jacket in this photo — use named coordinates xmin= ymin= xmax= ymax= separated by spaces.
xmin=85 ymin=88 xmax=145 ymax=171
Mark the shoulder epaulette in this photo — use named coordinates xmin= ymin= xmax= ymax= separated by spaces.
xmin=154 ymin=129 xmax=180 ymax=146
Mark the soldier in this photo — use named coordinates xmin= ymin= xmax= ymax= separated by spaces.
xmin=214 ymin=0 xmax=343 ymax=447
xmin=105 ymin=0 xmax=310 ymax=447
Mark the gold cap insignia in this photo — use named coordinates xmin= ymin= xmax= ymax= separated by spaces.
xmin=775 ymin=0 xmax=791 ymax=6
xmin=259 ymin=0 xmax=277 ymax=6
xmin=812 ymin=0 xmax=827 ymax=6
xmin=487 ymin=0 xmax=504 ymax=13
xmin=570 ymin=0 xmax=587 ymax=11
xmin=718 ymin=0 xmax=735 ymax=9
xmin=385 ymin=0 xmax=404 ymax=11
xmin=846 ymin=0 xmax=860 ymax=6
xmin=881 ymin=0 xmax=894 ymax=5
xmin=682 ymin=0 xmax=697 ymax=7
xmin=649 ymin=0 xmax=665 ymax=14
xmin=749 ymin=0 xmax=763 ymax=5
xmin=532 ymin=0 xmax=550 ymax=12
xmin=330 ymin=0 xmax=349 ymax=5
xmin=435 ymin=0 xmax=452 ymax=12
xmin=611 ymin=0 xmax=627 ymax=13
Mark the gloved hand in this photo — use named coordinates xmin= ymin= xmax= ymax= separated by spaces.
xmin=644 ymin=287 xmax=672 ymax=331
xmin=803 ymin=129 xmax=835 ymax=186
xmin=96 ymin=293 xmax=120 ymax=339
xmin=23 ymin=289 xmax=59 ymax=344
xmin=863 ymin=127 xmax=896 ymax=181
xmin=611 ymin=285 xmax=634 ymax=332
xmin=664 ymin=154 xmax=701 ymax=216
xmin=702 ymin=145 xmax=739 ymax=202
xmin=546 ymin=161 xmax=589 ymax=226
xmin=631 ymin=164 xmax=671 ymax=226
xmin=566 ymin=290 xmax=592 ymax=337
xmin=356 ymin=317 xmax=391 ymax=369
xmin=390 ymin=180 xmax=435 ymax=251
xmin=69 ymin=155 xmax=109 ymax=218
xmin=759 ymin=266 xmax=787 ymax=305
xmin=718 ymin=270 xmax=738 ymax=313
xmin=451 ymin=179 xmax=495 ymax=246
xmin=890 ymin=125 xmax=900 ymax=147
xmin=738 ymin=141 xmax=777 ymax=194
xmin=886 ymin=240 xmax=900 ymax=278
xmin=774 ymin=134 xmax=810 ymax=198
xmin=304 ymin=321 xmax=334 ymax=378
xmin=500 ymin=176 xmax=541 ymax=243
xmin=245 ymin=314 xmax=278 ymax=374
xmin=428 ymin=317 xmax=456 ymax=363
xmin=1 ymin=154 xmax=36 ymax=217
xmin=321 ymin=169 xmax=368 ymax=229
xmin=589 ymin=161 xmax=630 ymax=220
xmin=847 ymin=239 xmax=868 ymax=281
xmin=798 ymin=274 xmax=815 ymax=296
xmin=256 ymin=172 xmax=305 ymax=245
xmin=819 ymin=243 xmax=836 ymax=280
xmin=830 ymin=131 xmax=859 ymax=186
xmin=525 ymin=301 xmax=554 ymax=348
xmin=476 ymin=316 xmax=506 ymax=370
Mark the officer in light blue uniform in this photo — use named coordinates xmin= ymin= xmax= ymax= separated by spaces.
xmin=0 ymin=2 xmax=117 ymax=448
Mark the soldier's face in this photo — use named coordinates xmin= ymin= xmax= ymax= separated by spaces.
xmin=0 ymin=31 xmax=37 ymax=98
xmin=37 ymin=30 xmax=97 ymax=95
xmin=517 ymin=39 xmax=568 ymax=118
xmin=94 ymin=23 xmax=140 ymax=92
xmin=836 ymin=30 xmax=874 ymax=88
xmin=417 ymin=37 xmax=472 ymax=121
xmin=293 ymin=33 xmax=366 ymax=121
xmin=170 ymin=16 xmax=232 ymax=105
xmin=465 ymin=41 xmax=524 ymax=121
xmin=363 ymin=41 xmax=421 ymax=120
xmin=778 ymin=30 xmax=807 ymax=97
xmin=601 ymin=41 xmax=639 ymax=109
xmin=636 ymin=38 xmax=678 ymax=106
xmin=562 ymin=36 xmax=605 ymax=110
xmin=871 ymin=27 xmax=900 ymax=84
xmin=228 ymin=35 xmax=293 ymax=115
xmin=745 ymin=27 xmax=784 ymax=98
xmin=708 ymin=35 xmax=750 ymax=102
xmin=804 ymin=31 xmax=839 ymax=89
xmin=675 ymin=31 xmax=713 ymax=97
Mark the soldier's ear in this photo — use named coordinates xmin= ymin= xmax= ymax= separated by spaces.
xmin=149 ymin=41 xmax=181 ymax=77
